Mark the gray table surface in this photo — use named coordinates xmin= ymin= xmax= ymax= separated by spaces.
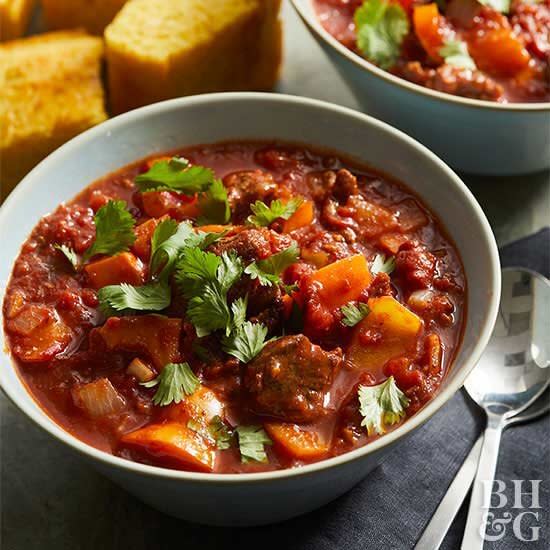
xmin=1 ymin=2 xmax=549 ymax=548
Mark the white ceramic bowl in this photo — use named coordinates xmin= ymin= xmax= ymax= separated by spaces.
xmin=291 ymin=0 xmax=550 ymax=176
xmin=0 ymin=93 xmax=500 ymax=526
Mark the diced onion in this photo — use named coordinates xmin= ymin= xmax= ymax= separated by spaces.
xmin=127 ymin=358 xmax=156 ymax=383
xmin=72 ymin=378 xmax=126 ymax=418
xmin=407 ymin=289 xmax=435 ymax=310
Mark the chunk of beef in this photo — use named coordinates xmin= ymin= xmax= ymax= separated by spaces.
xmin=306 ymin=169 xmax=359 ymax=203
xmin=511 ymin=0 xmax=549 ymax=59
xmin=244 ymin=335 xmax=343 ymax=423
xmin=223 ymin=170 xmax=278 ymax=222
xmin=208 ymin=228 xmax=292 ymax=263
xmin=395 ymin=61 xmax=505 ymax=101
xmin=395 ymin=242 xmax=437 ymax=290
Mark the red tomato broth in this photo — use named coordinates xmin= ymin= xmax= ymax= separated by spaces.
xmin=3 ymin=141 xmax=466 ymax=473
xmin=313 ymin=0 xmax=550 ymax=103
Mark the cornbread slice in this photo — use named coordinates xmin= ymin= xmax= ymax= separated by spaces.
xmin=41 ymin=0 xmax=128 ymax=35
xmin=0 ymin=31 xmax=107 ymax=199
xmin=0 ymin=0 xmax=36 ymax=41
xmin=105 ymin=0 xmax=283 ymax=114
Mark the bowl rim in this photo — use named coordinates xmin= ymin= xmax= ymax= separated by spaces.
xmin=0 ymin=92 xmax=501 ymax=484
xmin=290 ymin=0 xmax=550 ymax=113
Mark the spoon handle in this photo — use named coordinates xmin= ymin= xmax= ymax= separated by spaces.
xmin=461 ymin=413 xmax=504 ymax=550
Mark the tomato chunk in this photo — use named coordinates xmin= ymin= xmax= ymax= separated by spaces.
xmin=265 ymin=423 xmax=329 ymax=460
xmin=121 ymin=423 xmax=216 ymax=472
xmin=84 ymin=252 xmax=145 ymax=289
xmin=93 ymin=315 xmax=181 ymax=368
xmin=348 ymin=296 xmax=423 ymax=376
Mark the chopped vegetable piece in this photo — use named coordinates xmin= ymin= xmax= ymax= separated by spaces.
xmin=244 ymin=243 xmax=300 ymax=286
xmin=222 ymin=321 xmax=269 ymax=363
xmin=439 ymin=39 xmax=476 ymax=70
xmin=354 ymin=0 xmax=410 ymax=69
xmin=265 ymin=423 xmax=329 ymax=460
xmin=349 ymin=296 xmax=423 ymax=374
xmin=371 ymin=253 xmax=396 ymax=275
xmin=162 ymin=386 xmax=224 ymax=427
xmin=72 ymin=378 xmax=126 ymax=418
xmin=477 ymin=0 xmax=510 ymax=14
xmin=98 ymin=281 xmax=171 ymax=316
xmin=341 ymin=302 xmax=371 ymax=327
xmin=83 ymin=200 xmax=136 ymax=262
xmin=347 ymin=195 xmax=399 ymax=237
xmin=132 ymin=216 xmax=166 ymax=261
xmin=235 ymin=425 xmax=272 ymax=463
xmin=142 ymin=362 xmax=200 ymax=406
xmin=84 ymin=252 xmax=145 ymax=289
xmin=135 ymin=157 xmax=215 ymax=194
xmin=93 ymin=315 xmax=181 ymax=368
xmin=282 ymin=200 xmax=314 ymax=233
xmin=127 ymin=358 xmax=156 ymax=383
xmin=413 ymin=3 xmax=447 ymax=62
xmin=358 ymin=376 xmax=410 ymax=436
xmin=306 ymin=254 xmax=373 ymax=311
xmin=247 ymin=197 xmax=303 ymax=227
xmin=121 ymin=422 xmax=216 ymax=472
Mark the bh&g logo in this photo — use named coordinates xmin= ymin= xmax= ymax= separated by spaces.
xmin=481 ymin=480 xmax=542 ymax=542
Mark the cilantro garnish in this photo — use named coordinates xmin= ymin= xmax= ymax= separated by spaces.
xmin=358 ymin=376 xmax=410 ymax=436
xmin=354 ymin=0 xmax=409 ymax=70
xmin=83 ymin=200 xmax=136 ymax=262
xmin=247 ymin=198 xmax=303 ymax=227
xmin=175 ymin=249 xmax=243 ymax=337
xmin=231 ymin=296 xmax=248 ymax=331
xmin=54 ymin=244 xmax=79 ymax=270
xmin=198 ymin=178 xmax=231 ymax=226
xmin=244 ymin=243 xmax=300 ymax=286
xmin=208 ymin=416 xmax=234 ymax=450
xmin=141 ymin=362 xmax=200 ymax=406
xmin=477 ymin=0 xmax=510 ymax=13
xmin=371 ymin=253 xmax=396 ymax=275
xmin=341 ymin=302 xmax=371 ymax=327
xmin=439 ymin=39 xmax=476 ymax=70
xmin=135 ymin=157 xmax=215 ymax=194
xmin=235 ymin=425 xmax=272 ymax=463
xmin=150 ymin=220 xmax=194 ymax=280
xmin=98 ymin=282 xmax=171 ymax=316
xmin=222 ymin=321 xmax=269 ymax=363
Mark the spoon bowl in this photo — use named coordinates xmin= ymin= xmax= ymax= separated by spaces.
xmin=462 ymin=268 xmax=550 ymax=549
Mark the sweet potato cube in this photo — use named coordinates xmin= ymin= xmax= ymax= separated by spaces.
xmin=265 ymin=423 xmax=329 ymax=460
xmin=84 ymin=252 xmax=145 ymax=289
xmin=162 ymin=386 xmax=224 ymax=427
xmin=94 ymin=315 xmax=181 ymax=368
xmin=349 ymin=296 xmax=423 ymax=375
xmin=132 ymin=216 xmax=167 ymax=261
xmin=306 ymin=254 xmax=373 ymax=311
xmin=121 ymin=422 xmax=216 ymax=472
xmin=282 ymin=200 xmax=314 ymax=233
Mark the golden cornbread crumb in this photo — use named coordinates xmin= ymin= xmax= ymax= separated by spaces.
xmin=41 ymin=0 xmax=128 ymax=35
xmin=0 ymin=31 xmax=107 ymax=199
xmin=0 ymin=0 xmax=36 ymax=41
xmin=105 ymin=0 xmax=282 ymax=114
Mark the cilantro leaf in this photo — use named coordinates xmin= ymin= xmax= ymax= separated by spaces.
xmin=341 ymin=302 xmax=371 ymax=327
xmin=208 ymin=416 xmax=234 ymax=450
xmin=187 ymin=282 xmax=232 ymax=337
xmin=176 ymin=247 xmax=221 ymax=296
xmin=358 ymin=376 xmax=410 ymax=436
xmin=217 ymin=251 xmax=244 ymax=291
xmin=142 ymin=362 xmax=200 ymax=406
xmin=222 ymin=321 xmax=268 ymax=363
xmin=247 ymin=198 xmax=303 ymax=227
xmin=235 ymin=425 xmax=272 ymax=463
xmin=198 ymin=179 xmax=231 ymax=226
xmin=54 ymin=244 xmax=79 ymax=270
xmin=83 ymin=200 xmax=136 ymax=262
xmin=98 ymin=282 xmax=171 ymax=316
xmin=231 ymin=295 xmax=248 ymax=330
xmin=244 ymin=243 xmax=300 ymax=287
xmin=439 ymin=39 xmax=476 ymax=70
xmin=150 ymin=220 xmax=194 ymax=280
xmin=135 ymin=157 xmax=215 ymax=194
xmin=371 ymin=253 xmax=396 ymax=275
xmin=354 ymin=0 xmax=409 ymax=70
xmin=477 ymin=0 xmax=510 ymax=13
xmin=187 ymin=229 xmax=227 ymax=250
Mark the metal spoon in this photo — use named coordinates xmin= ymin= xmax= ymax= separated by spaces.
xmin=414 ymin=388 xmax=550 ymax=550
xmin=460 ymin=268 xmax=550 ymax=550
